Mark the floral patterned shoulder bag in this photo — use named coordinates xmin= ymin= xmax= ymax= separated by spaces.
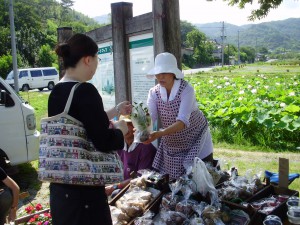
xmin=38 ymin=83 xmax=124 ymax=186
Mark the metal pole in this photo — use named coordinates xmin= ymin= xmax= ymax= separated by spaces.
xmin=227 ymin=44 xmax=229 ymax=65
xmin=9 ymin=0 xmax=19 ymax=92
xmin=221 ymin=21 xmax=225 ymax=67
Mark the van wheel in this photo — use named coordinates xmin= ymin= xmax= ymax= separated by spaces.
xmin=22 ymin=84 xmax=30 ymax=92
xmin=38 ymin=88 xmax=44 ymax=91
xmin=48 ymin=82 xmax=54 ymax=90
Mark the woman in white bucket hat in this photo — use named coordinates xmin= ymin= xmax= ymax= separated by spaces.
xmin=144 ymin=52 xmax=214 ymax=180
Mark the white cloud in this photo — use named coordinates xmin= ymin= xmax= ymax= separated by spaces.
xmin=72 ymin=0 xmax=300 ymax=26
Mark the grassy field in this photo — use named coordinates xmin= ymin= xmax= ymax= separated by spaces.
xmin=210 ymin=62 xmax=300 ymax=75
xmin=18 ymin=62 xmax=300 ymax=192
xmin=214 ymin=148 xmax=300 ymax=192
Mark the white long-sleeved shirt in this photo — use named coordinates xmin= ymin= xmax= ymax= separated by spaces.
xmin=147 ymin=79 xmax=198 ymax=127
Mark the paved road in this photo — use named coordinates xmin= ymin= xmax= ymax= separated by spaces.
xmin=183 ymin=66 xmax=217 ymax=75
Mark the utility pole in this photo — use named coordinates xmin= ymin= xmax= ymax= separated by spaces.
xmin=227 ymin=44 xmax=230 ymax=65
xmin=238 ymin=30 xmax=240 ymax=65
xmin=220 ymin=21 xmax=225 ymax=67
xmin=9 ymin=0 xmax=19 ymax=92
xmin=255 ymin=37 xmax=257 ymax=62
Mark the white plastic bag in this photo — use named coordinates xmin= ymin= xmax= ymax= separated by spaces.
xmin=191 ymin=157 xmax=219 ymax=206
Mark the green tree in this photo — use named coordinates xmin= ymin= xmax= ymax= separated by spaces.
xmin=226 ymin=0 xmax=284 ymax=21
xmin=0 ymin=53 xmax=27 ymax=79
xmin=0 ymin=0 xmax=99 ymax=68
xmin=240 ymin=46 xmax=256 ymax=63
xmin=180 ymin=20 xmax=196 ymax=47
xmin=259 ymin=47 xmax=269 ymax=54
xmin=37 ymin=44 xmax=57 ymax=67
xmin=0 ymin=53 xmax=12 ymax=79
xmin=0 ymin=27 xmax=11 ymax=56
xmin=13 ymin=0 xmax=45 ymax=66
xmin=59 ymin=0 xmax=75 ymax=26
xmin=224 ymin=44 xmax=238 ymax=65
xmin=186 ymin=29 xmax=214 ymax=66
xmin=44 ymin=20 xmax=59 ymax=49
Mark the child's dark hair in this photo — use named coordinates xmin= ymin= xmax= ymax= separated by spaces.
xmin=55 ymin=33 xmax=98 ymax=69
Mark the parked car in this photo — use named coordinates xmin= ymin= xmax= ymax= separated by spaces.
xmin=5 ymin=67 xmax=59 ymax=91
xmin=0 ymin=76 xmax=40 ymax=168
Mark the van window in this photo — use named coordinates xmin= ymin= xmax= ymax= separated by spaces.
xmin=0 ymin=83 xmax=15 ymax=107
xmin=43 ymin=69 xmax=58 ymax=76
xmin=19 ymin=71 xmax=28 ymax=78
xmin=30 ymin=70 xmax=42 ymax=77
xmin=6 ymin=71 xmax=14 ymax=80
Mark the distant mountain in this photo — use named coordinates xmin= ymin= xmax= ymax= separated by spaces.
xmin=195 ymin=18 xmax=300 ymax=51
xmin=92 ymin=15 xmax=299 ymax=51
xmin=93 ymin=14 xmax=111 ymax=25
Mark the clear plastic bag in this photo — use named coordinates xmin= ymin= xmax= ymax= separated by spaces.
xmin=131 ymin=102 xmax=152 ymax=142
xmin=191 ymin=157 xmax=219 ymax=206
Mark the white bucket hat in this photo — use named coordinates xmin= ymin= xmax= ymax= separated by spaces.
xmin=147 ymin=52 xmax=184 ymax=79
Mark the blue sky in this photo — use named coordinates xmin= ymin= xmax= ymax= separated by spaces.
xmin=72 ymin=0 xmax=300 ymax=26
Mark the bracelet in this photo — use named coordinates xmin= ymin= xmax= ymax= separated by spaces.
xmin=11 ymin=206 xmax=17 ymax=210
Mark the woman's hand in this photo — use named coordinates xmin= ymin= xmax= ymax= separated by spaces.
xmin=143 ymin=130 xmax=163 ymax=144
xmin=143 ymin=121 xmax=185 ymax=144
xmin=117 ymin=101 xmax=132 ymax=115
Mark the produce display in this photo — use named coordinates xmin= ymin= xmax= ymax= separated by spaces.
xmin=109 ymin=160 xmax=298 ymax=225
xmin=110 ymin=171 xmax=162 ymax=225
xmin=217 ymin=173 xmax=265 ymax=202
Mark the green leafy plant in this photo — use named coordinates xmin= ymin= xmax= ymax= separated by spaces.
xmin=186 ymin=68 xmax=300 ymax=150
xmin=131 ymin=102 xmax=151 ymax=142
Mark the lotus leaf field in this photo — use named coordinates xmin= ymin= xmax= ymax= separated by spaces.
xmin=186 ymin=65 xmax=300 ymax=151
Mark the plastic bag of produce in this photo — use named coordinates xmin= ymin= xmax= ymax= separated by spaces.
xmin=131 ymin=102 xmax=152 ymax=142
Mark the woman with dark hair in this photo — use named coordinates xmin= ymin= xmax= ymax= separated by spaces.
xmin=0 ymin=167 xmax=19 ymax=225
xmin=48 ymin=33 xmax=131 ymax=225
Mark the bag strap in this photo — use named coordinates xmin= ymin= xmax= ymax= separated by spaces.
xmin=63 ymin=83 xmax=81 ymax=113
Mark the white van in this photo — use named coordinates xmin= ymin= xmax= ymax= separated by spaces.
xmin=5 ymin=67 xmax=59 ymax=91
xmin=0 ymin=76 xmax=40 ymax=168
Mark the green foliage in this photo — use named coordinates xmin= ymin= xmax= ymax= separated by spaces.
xmin=182 ymin=54 xmax=195 ymax=68
xmin=0 ymin=27 xmax=11 ymax=56
xmin=226 ymin=0 xmax=284 ymax=21
xmin=181 ymin=63 xmax=191 ymax=70
xmin=0 ymin=0 xmax=100 ymax=68
xmin=0 ymin=53 xmax=12 ymax=79
xmin=19 ymin=91 xmax=49 ymax=131
xmin=240 ymin=46 xmax=255 ymax=63
xmin=180 ymin=20 xmax=196 ymax=47
xmin=224 ymin=44 xmax=238 ymax=64
xmin=0 ymin=53 xmax=28 ymax=79
xmin=186 ymin=64 xmax=300 ymax=150
xmin=186 ymin=29 xmax=214 ymax=66
xmin=37 ymin=44 xmax=57 ymax=67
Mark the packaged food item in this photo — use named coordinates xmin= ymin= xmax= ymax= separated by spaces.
xmin=263 ymin=214 xmax=282 ymax=225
